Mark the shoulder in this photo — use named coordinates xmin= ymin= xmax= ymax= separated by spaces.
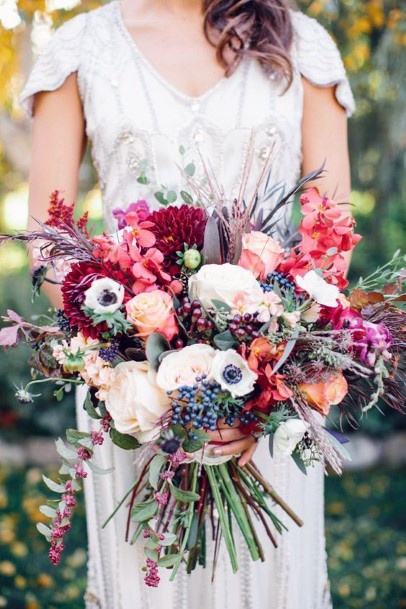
xmin=46 ymin=2 xmax=115 ymax=48
xmin=289 ymin=10 xmax=356 ymax=117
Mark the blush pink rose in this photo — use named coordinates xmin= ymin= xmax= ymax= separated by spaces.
xmin=126 ymin=290 xmax=178 ymax=340
xmin=238 ymin=231 xmax=284 ymax=280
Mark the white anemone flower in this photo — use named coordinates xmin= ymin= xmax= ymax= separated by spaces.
xmin=84 ymin=278 xmax=125 ymax=314
xmin=212 ymin=349 xmax=257 ymax=398
xmin=296 ymin=270 xmax=339 ymax=308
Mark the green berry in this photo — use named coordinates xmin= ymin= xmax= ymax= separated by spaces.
xmin=183 ymin=249 xmax=202 ymax=270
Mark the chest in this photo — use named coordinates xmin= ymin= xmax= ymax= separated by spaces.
xmin=78 ymin=2 xmax=305 ymax=225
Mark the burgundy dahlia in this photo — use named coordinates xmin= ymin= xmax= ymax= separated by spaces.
xmin=146 ymin=205 xmax=207 ymax=275
xmin=61 ymin=262 xmax=131 ymax=339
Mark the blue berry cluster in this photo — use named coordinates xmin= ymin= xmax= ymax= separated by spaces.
xmin=260 ymin=271 xmax=295 ymax=293
xmin=169 ymin=375 xmax=259 ymax=435
xmin=169 ymin=375 xmax=221 ymax=432
xmin=99 ymin=341 xmax=121 ymax=362
xmin=55 ymin=308 xmax=75 ymax=334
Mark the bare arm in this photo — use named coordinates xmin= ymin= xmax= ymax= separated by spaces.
xmin=28 ymin=73 xmax=87 ymax=307
xmin=301 ymin=77 xmax=353 ymax=268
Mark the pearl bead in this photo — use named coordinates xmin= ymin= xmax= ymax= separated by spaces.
xmin=258 ymin=145 xmax=271 ymax=160
xmin=193 ymin=129 xmax=204 ymax=143
xmin=120 ymin=131 xmax=135 ymax=144
xmin=266 ymin=123 xmax=277 ymax=136
xmin=127 ymin=156 xmax=139 ymax=172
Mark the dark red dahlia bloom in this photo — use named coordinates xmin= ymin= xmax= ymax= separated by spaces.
xmin=62 ymin=262 xmax=132 ymax=339
xmin=146 ymin=205 xmax=207 ymax=275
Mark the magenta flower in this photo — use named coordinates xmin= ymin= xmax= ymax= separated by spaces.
xmin=113 ymin=200 xmax=150 ymax=229
xmin=351 ymin=320 xmax=393 ymax=367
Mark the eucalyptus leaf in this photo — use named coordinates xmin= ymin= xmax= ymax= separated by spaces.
xmin=149 ymin=454 xmax=167 ymax=490
xmin=55 ymin=438 xmax=77 ymax=461
xmin=158 ymin=554 xmax=180 ymax=567
xmin=159 ymin=533 xmax=177 ymax=547
xmin=83 ymin=390 xmax=101 ymax=420
xmin=185 ymin=162 xmax=196 ymax=176
xmin=170 ymin=484 xmax=200 ymax=503
xmin=39 ymin=505 xmax=57 ymax=519
xmin=180 ymin=190 xmax=193 ymax=205
xmin=66 ymin=429 xmax=91 ymax=448
xmin=87 ymin=460 xmax=115 ymax=475
xmin=166 ymin=190 xmax=177 ymax=204
xmin=109 ymin=428 xmax=141 ymax=451
xmin=213 ymin=330 xmax=237 ymax=351
xmin=36 ymin=522 xmax=52 ymax=539
xmin=42 ymin=475 xmax=66 ymax=494
xmin=146 ymin=332 xmax=171 ymax=371
xmin=131 ymin=499 xmax=158 ymax=523
xmin=211 ymin=299 xmax=231 ymax=313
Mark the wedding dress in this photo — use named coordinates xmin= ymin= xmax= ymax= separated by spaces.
xmin=20 ymin=2 xmax=355 ymax=608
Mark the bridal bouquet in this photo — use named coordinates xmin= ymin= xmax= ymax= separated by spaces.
xmin=1 ymin=171 xmax=405 ymax=586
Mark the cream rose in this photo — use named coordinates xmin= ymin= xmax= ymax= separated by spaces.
xmin=126 ymin=290 xmax=178 ymax=340
xmin=188 ymin=263 xmax=263 ymax=310
xmin=238 ymin=231 xmax=284 ymax=280
xmin=105 ymin=361 xmax=171 ymax=443
xmin=156 ymin=344 xmax=216 ymax=391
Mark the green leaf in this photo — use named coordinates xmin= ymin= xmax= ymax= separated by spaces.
xmin=180 ymin=190 xmax=193 ymax=205
xmin=137 ymin=174 xmax=149 ymax=185
xmin=145 ymin=537 xmax=159 ymax=550
xmin=268 ymin=433 xmax=274 ymax=457
xmin=179 ymin=145 xmax=186 ymax=156
xmin=159 ymin=533 xmax=177 ymax=547
xmin=83 ymin=391 xmax=102 ymax=420
xmin=42 ymin=475 xmax=66 ymax=494
xmin=109 ymin=428 xmax=141 ymax=450
xmin=185 ymin=162 xmax=196 ymax=177
xmin=36 ymin=523 xmax=52 ymax=540
xmin=182 ymin=437 xmax=204 ymax=453
xmin=149 ymin=454 xmax=167 ymax=490
xmin=131 ymin=499 xmax=158 ymax=523
xmin=211 ymin=299 xmax=232 ymax=313
xmin=39 ymin=505 xmax=57 ymax=519
xmin=213 ymin=330 xmax=237 ymax=351
xmin=166 ymin=190 xmax=177 ymax=204
xmin=55 ymin=438 xmax=77 ymax=461
xmin=146 ymin=331 xmax=171 ymax=371
xmin=202 ymin=216 xmax=221 ymax=264
xmin=292 ymin=451 xmax=308 ymax=475
xmin=158 ymin=553 xmax=180 ymax=567
xmin=154 ymin=191 xmax=169 ymax=206
xmin=170 ymin=484 xmax=200 ymax=503
xmin=66 ymin=429 xmax=92 ymax=448
xmin=87 ymin=460 xmax=114 ymax=475
xmin=145 ymin=548 xmax=159 ymax=561
xmin=186 ymin=513 xmax=199 ymax=550
xmin=54 ymin=386 xmax=65 ymax=402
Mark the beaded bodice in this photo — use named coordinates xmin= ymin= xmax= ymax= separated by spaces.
xmin=20 ymin=0 xmax=355 ymax=234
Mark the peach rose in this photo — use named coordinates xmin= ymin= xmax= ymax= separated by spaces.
xmin=126 ymin=290 xmax=178 ymax=340
xmin=238 ymin=231 xmax=284 ymax=280
xmin=298 ymin=371 xmax=348 ymax=416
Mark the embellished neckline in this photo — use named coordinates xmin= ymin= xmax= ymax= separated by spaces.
xmin=112 ymin=0 xmax=243 ymax=105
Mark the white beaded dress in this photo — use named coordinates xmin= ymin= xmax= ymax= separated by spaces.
xmin=20 ymin=2 xmax=355 ymax=608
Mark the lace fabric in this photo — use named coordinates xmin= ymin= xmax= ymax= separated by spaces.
xmin=20 ymin=3 xmax=356 ymax=606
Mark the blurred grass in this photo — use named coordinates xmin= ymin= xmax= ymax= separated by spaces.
xmin=0 ymin=465 xmax=404 ymax=608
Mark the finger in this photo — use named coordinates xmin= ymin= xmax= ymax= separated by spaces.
xmin=211 ymin=436 xmax=255 ymax=457
xmin=216 ymin=418 xmax=240 ymax=429
xmin=238 ymin=440 xmax=259 ymax=467
xmin=205 ymin=428 xmax=247 ymax=443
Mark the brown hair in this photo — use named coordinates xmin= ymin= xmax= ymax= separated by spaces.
xmin=203 ymin=0 xmax=294 ymax=87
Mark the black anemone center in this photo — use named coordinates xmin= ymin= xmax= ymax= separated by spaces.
xmin=222 ymin=364 xmax=243 ymax=385
xmin=97 ymin=289 xmax=118 ymax=306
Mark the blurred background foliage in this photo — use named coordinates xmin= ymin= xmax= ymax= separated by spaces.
xmin=0 ymin=1 xmax=405 ymax=608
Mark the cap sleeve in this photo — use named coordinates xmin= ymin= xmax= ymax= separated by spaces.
xmin=291 ymin=11 xmax=356 ymax=117
xmin=19 ymin=12 xmax=88 ymax=118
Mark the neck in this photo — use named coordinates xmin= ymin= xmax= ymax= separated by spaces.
xmin=138 ymin=0 xmax=203 ymax=15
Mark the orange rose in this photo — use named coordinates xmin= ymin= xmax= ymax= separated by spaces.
xmin=126 ymin=290 xmax=178 ymax=341
xmin=298 ymin=371 xmax=348 ymax=416
xmin=238 ymin=231 xmax=284 ymax=280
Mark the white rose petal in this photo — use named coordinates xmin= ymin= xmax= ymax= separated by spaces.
xmin=156 ymin=344 xmax=216 ymax=392
xmin=211 ymin=349 xmax=257 ymax=398
xmin=273 ymin=419 xmax=309 ymax=456
xmin=296 ymin=270 xmax=339 ymax=308
xmin=188 ymin=263 xmax=263 ymax=310
xmin=84 ymin=277 xmax=125 ymax=314
xmin=105 ymin=361 xmax=171 ymax=444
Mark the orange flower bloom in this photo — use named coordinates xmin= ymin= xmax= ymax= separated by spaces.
xmin=298 ymin=371 xmax=348 ymax=416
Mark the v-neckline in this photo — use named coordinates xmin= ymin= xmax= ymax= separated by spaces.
xmin=113 ymin=0 xmax=239 ymax=104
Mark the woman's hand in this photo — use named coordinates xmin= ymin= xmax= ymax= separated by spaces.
xmin=205 ymin=418 xmax=259 ymax=467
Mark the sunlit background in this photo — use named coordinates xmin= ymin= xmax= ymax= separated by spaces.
xmin=0 ymin=1 xmax=405 ymax=608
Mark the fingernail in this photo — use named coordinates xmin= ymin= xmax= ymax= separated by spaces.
xmin=212 ymin=447 xmax=222 ymax=456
